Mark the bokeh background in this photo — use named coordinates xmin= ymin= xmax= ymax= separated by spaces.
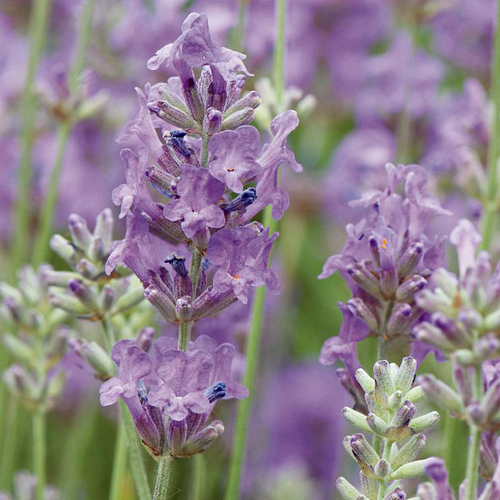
xmin=0 ymin=0 xmax=494 ymax=498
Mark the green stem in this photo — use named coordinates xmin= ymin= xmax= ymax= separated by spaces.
xmin=120 ymin=404 xmax=152 ymax=500
xmin=480 ymin=0 xmax=500 ymax=250
xmin=153 ymin=454 xmax=174 ymax=500
xmin=200 ymin=135 xmax=210 ymax=168
xmin=178 ymin=322 xmax=192 ymax=352
xmin=31 ymin=0 xmax=96 ymax=266
xmin=33 ymin=410 xmax=46 ymax=500
xmin=464 ymin=364 xmax=483 ymax=500
xmin=273 ymin=0 xmax=286 ymax=107
xmin=190 ymin=247 xmax=203 ymax=300
xmin=32 ymin=123 xmax=71 ymax=266
xmin=444 ymin=415 xmax=469 ymax=492
xmin=0 ymin=402 xmax=20 ymax=489
xmin=192 ymin=454 xmax=206 ymax=500
xmin=102 ymin=318 xmax=152 ymax=500
xmin=377 ymin=301 xmax=394 ymax=361
xmin=109 ymin=418 xmax=128 ymax=500
xmin=377 ymin=439 xmax=391 ymax=500
xmin=230 ymin=0 xmax=248 ymax=52
xmin=11 ymin=0 xmax=53 ymax=270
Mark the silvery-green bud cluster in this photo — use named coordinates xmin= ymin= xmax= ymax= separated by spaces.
xmin=47 ymin=210 xmax=146 ymax=322
xmin=415 ymin=253 xmax=500 ymax=365
xmin=1 ymin=266 xmax=69 ymax=413
xmin=337 ymin=357 xmax=440 ymax=500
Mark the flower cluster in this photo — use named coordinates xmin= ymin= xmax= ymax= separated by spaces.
xmin=109 ymin=12 xmax=301 ymax=331
xmin=0 ymin=267 xmax=67 ymax=412
xmin=100 ymin=335 xmax=247 ymax=458
xmin=319 ymin=163 xmax=449 ymax=407
xmin=336 ymin=357 xmax=440 ymax=500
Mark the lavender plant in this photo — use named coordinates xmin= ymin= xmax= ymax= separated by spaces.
xmin=94 ymin=11 xmax=300 ymax=499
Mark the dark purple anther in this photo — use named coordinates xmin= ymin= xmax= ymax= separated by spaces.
xmin=169 ymin=130 xmax=191 ymax=157
xmin=223 ymin=188 xmax=257 ymax=212
xmin=165 ymin=253 xmax=188 ymax=277
xmin=205 ymin=382 xmax=227 ymax=403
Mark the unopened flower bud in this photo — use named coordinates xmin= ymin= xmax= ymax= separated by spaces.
xmin=387 ymin=304 xmax=413 ymax=336
xmin=380 ymin=264 xmax=398 ymax=299
xmin=416 ymin=289 xmax=452 ymax=315
xmin=391 ymin=434 xmax=426 ymax=470
xmin=382 ymin=487 xmax=406 ymax=500
xmin=46 ymin=328 xmax=69 ymax=361
xmin=69 ymin=338 xmax=114 ymax=379
xmin=392 ymin=400 xmax=417 ymax=428
xmin=76 ymin=259 xmax=101 ymax=280
xmin=396 ymin=275 xmax=427 ymax=303
xmin=178 ymin=420 xmax=225 ymax=457
xmin=390 ymin=459 xmax=428 ymax=480
xmin=4 ymin=364 xmax=38 ymax=402
xmin=144 ymin=286 xmax=176 ymax=322
xmin=355 ymin=368 xmax=375 ymax=393
xmin=135 ymin=327 xmax=155 ymax=352
xmin=50 ymin=234 xmax=76 ymax=264
xmin=432 ymin=268 xmax=459 ymax=297
xmin=203 ymin=107 xmax=223 ymax=135
xmin=373 ymin=360 xmax=394 ymax=396
xmin=342 ymin=407 xmax=371 ymax=433
xmin=367 ymin=413 xmax=389 ymax=437
xmin=69 ymin=280 xmax=99 ymax=312
xmin=220 ymin=107 xmax=255 ymax=131
xmin=417 ymin=374 xmax=463 ymax=415
xmin=336 ymin=477 xmax=366 ymax=500
xmin=3 ymin=334 xmax=35 ymax=366
xmin=149 ymin=101 xmax=199 ymax=131
xmin=68 ymin=214 xmax=92 ymax=250
xmin=93 ymin=208 xmax=114 ymax=253
xmin=475 ymin=333 xmax=500 ymax=361
xmin=375 ymin=459 xmax=390 ymax=479
xmin=224 ymin=90 xmax=262 ymax=116
xmin=409 ymin=411 xmax=440 ymax=433
xmin=112 ymin=287 xmax=145 ymax=315
xmin=50 ymin=290 xmax=88 ymax=315
xmin=88 ymin=236 xmax=106 ymax=263
xmin=348 ymin=298 xmax=379 ymax=332
xmin=176 ymin=297 xmax=193 ymax=322
xmin=398 ymin=242 xmax=423 ymax=278
xmin=346 ymin=263 xmax=382 ymax=299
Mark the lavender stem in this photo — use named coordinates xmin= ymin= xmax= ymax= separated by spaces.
xmin=153 ymin=454 xmax=174 ymax=500
xmin=33 ymin=410 xmax=46 ymax=500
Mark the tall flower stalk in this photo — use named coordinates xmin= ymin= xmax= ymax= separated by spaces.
xmin=224 ymin=0 xmax=287 ymax=498
xmin=10 ymin=0 xmax=53 ymax=271
xmin=480 ymin=0 xmax=500 ymax=251
xmin=31 ymin=0 xmax=97 ymax=267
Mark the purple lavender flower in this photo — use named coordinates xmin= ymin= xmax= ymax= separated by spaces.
xmin=163 ymin=164 xmax=225 ymax=239
xmin=147 ymin=12 xmax=250 ymax=86
xmin=208 ymin=125 xmax=262 ymax=193
xmin=207 ymin=225 xmax=279 ymax=304
xmin=100 ymin=335 xmax=247 ymax=457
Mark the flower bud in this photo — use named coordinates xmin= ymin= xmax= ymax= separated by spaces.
xmin=175 ymin=297 xmax=193 ymax=322
xmin=203 ymin=107 xmax=223 ymax=135
xmin=220 ymin=107 xmax=255 ymax=131
xmin=335 ymin=477 xmax=366 ymax=500
xmin=88 ymin=236 xmax=106 ymax=263
xmin=112 ymin=287 xmax=145 ymax=315
xmin=391 ymin=400 xmax=416 ymax=428
xmin=350 ymin=433 xmax=380 ymax=467
xmin=100 ymin=285 xmax=116 ymax=313
xmin=391 ymin=434 xmax=426 ymax=470
xmin=408 ymin=411 xmax=440 ymax=433
xmin=4 ymin=364 xmax=39 ymax=403
xmin=50 ymin=234 xmax=76 ymax=264
xmin=373 ymin=360 xmax=394 ymax=396
xmin=68 ymin=214 xmax=92 ymax=250
xmin=168 ymin=418 xmax=187 ymax=456
xmin=43 ymin=270 xmax=82 ymax=288
xmin=46 ymin=328 xmax=69 ymax=362
xmin=382 ymin=487 xmax=406 ymax=500
xmin=375 ymin=459 xmax=391 ymax=479
xmin=346 ymin=262 xmax=382 ymax=299
xmin=93 ymin=208 xmax=114 ymax=253
xmin=390 ymin=459 xmax=427 ymax=480
xmin=417 ymin=374 xmax=463 ymax=415
xmin=144 ymin=286 xmax=176 ymax=323
xmin=342 ymin=407 xmax=371 ymax=433
xmin=397 ymin=242 xmax=423 ymax=278
xmin=178 ymin=420 xmax=224 ymax=457
xmin=69 ymin=280 xmax=99 ymax=312
xmin=69 ymin=338 xmax=115 ymax=379
xmin=149 ymin=100 xmax=199 ymax=131
xmin=387 ymin=304 xmax=413 ymax=336
xmin=355 ymin=368 xmax=375 ymax=393
xmin=224 ymin=90 xmax=262 ymax=116
xmin=366 ymin=413 xmax=389 ymax=437
xmin=348 ymin=298 xmax=379 ymax=332
xmin=136 ymin=327 xmax=155 ymax=352
xmin=49 ymin=290 xmax=88 ymax=316
xmin=380 ymin=264 xmax=398 ymax=299
xmin=181 ymin=77 xmax=205 ymax=124
xmin=3 ymin=334 xmax=35 ymax=367
xmin=76 ymin=259 xmax=101 ymax=280
xmin=396 ymin=275 xmax=427 ymax=303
